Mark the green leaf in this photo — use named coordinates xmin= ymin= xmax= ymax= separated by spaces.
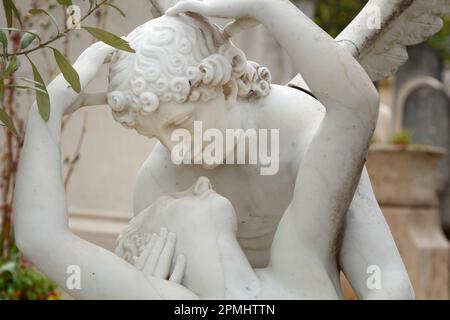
xmin=20 ymin=32 xmax=36 ymax=50
xmin=51 ymin=47 xmax=81 ymax=93
xmin=56 ymin=0 xmax=72 ymax=6
xmin=2 ymin=0 xmax=22 ymax=29
xmin=27 ymin=57 xmax=50 ymax=122
xmin=0 ymin=107 xmax=18 ymax=135
xmin=104 ymin=3 xmax=126 ymax=17
xmin=28 ymin=8 xmax=60 ymax=33
xmin=9 ymin=0 xmax=21 ymax=27
xmin=82 ymin=27 xmax=135 ymax=53
xmin=2 ymin=0 xmax=13 ymax=29
xmin=0 ymin=30 xmax=7 ymax=49
xmin=5 ymin=55 xmax=19 ymax=75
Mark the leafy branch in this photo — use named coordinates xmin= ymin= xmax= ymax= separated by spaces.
xmin=0 ymin=0 xmax=135 ymax=134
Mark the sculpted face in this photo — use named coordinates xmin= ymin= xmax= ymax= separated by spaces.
xmin=115 ymin=176 xmax=239 ymax=297
xmin=133 ymin=86 xmax=242 ymax=165
xmin=143 ymin=177 xmax=238 ymax=239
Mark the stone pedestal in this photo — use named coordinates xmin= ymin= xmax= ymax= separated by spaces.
xmin=382 ymin=206 xmax=449 ymax=299
xmin=395 ymin=43 xmax=450 ymax=239
xmin=366 ymin=145 xmax=450 ymax=300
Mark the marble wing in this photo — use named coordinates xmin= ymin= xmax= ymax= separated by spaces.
xmin=336 ymin=0 xmax=450 ymax=81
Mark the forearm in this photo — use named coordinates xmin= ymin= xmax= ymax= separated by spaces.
xmin=14 ymin=48 xmax=107 ymax=233
xmin=341 ymin=169 xmax=414 ymax=300
xmin=31 ymin=232 xmax=196 ymax=300
xmin=13 ymin=104 xmax=68 ymax=243
xmin=255 ymin=0 xmax=377 ymax=110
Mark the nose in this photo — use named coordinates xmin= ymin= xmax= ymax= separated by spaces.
xmin=193 ymin=177 xmax=212 ymax=196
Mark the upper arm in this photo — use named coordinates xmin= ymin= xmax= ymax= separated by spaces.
xmin=339 ymin=168 xmax=414 ymax=299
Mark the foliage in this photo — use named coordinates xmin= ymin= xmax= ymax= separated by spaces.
xmin=315 ymin=0 xmax=368 ymax=38
xmin=389 ymin=130 xmax=414 ymax=146
xmin=0 ymin=246 xmax=60 ymax=300
xmin=0 ymin=0 xmax=134 ymax=133
xmin=427 ymin=15 xmax=450 ymax=61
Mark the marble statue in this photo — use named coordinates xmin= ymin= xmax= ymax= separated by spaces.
xmin=13 ymin=0 xmax=449 ymax=299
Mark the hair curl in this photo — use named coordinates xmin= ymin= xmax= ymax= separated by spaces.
xmin=107 ymin=14 xmax=271 ymax=129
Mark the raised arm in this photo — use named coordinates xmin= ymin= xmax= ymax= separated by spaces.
xmin=13 ymin=43 xmax=196 ymax=300
xmin=168 ymin=0 xmax=379 ymax=273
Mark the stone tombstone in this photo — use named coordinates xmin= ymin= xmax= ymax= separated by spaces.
xmin=396 ymin=43 xmax=450 ymax=233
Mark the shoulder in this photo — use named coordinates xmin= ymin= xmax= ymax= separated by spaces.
xmin=262 ymin=85 xmax=326 ymax=172
xmin=261 ymin=84 xmax=326 ymax=130
xmin=262 ymin=84 xmax=326 ymax=142
xmin=266 ymin=84 xmax=325 ymax=113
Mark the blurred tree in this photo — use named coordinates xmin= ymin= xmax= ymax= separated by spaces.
xmin=314 ymin=0 xmax=368 ymax=38
xmin=428 ymin=15 xmax=450 ymax=61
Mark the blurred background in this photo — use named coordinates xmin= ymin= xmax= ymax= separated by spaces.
xmin=0 ymin=0 xmax=449 ymax=300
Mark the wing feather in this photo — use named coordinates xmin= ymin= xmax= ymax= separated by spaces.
xmin=337 ymin=0 xmax=450 ymax=81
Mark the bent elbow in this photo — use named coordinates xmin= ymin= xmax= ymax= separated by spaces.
xmin=14 ymin=221 xmax=63 ymax=263
xmin=350 ymin=83 xmax=380 ymax=134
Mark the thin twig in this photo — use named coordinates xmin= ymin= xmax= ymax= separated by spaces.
xmin=5 ymin=0 xmax=109 ymax=57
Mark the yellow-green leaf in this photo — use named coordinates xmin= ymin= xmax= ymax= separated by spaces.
xmin=2 ymin=0 xmax=13 ymax=29
xmin=82 ymin=27 xmax=135 ymax=53
xmin=51 ymin=47 xmax=81 ymax=93
xmin=6 ymin=55 xmax=20 ymax=75
xmin=0 ymin=30 xmax=7 ymax=49
xmin=2 ymin=0 xmax=22 ymax=29
xmin=56 ymin=0 xmax=72 ymax=6
xmin=0 ymin=107 xmax=18 ymax=135
xmin=27 ymin=57 xmax=50 ymax=122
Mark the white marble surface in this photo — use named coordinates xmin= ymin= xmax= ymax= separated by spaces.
xmin=13 ymin=0 xmax=448 ymax=300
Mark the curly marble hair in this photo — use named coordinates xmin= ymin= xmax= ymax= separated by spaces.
xmin=107 ymin=14 xmax=271 ymax=129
